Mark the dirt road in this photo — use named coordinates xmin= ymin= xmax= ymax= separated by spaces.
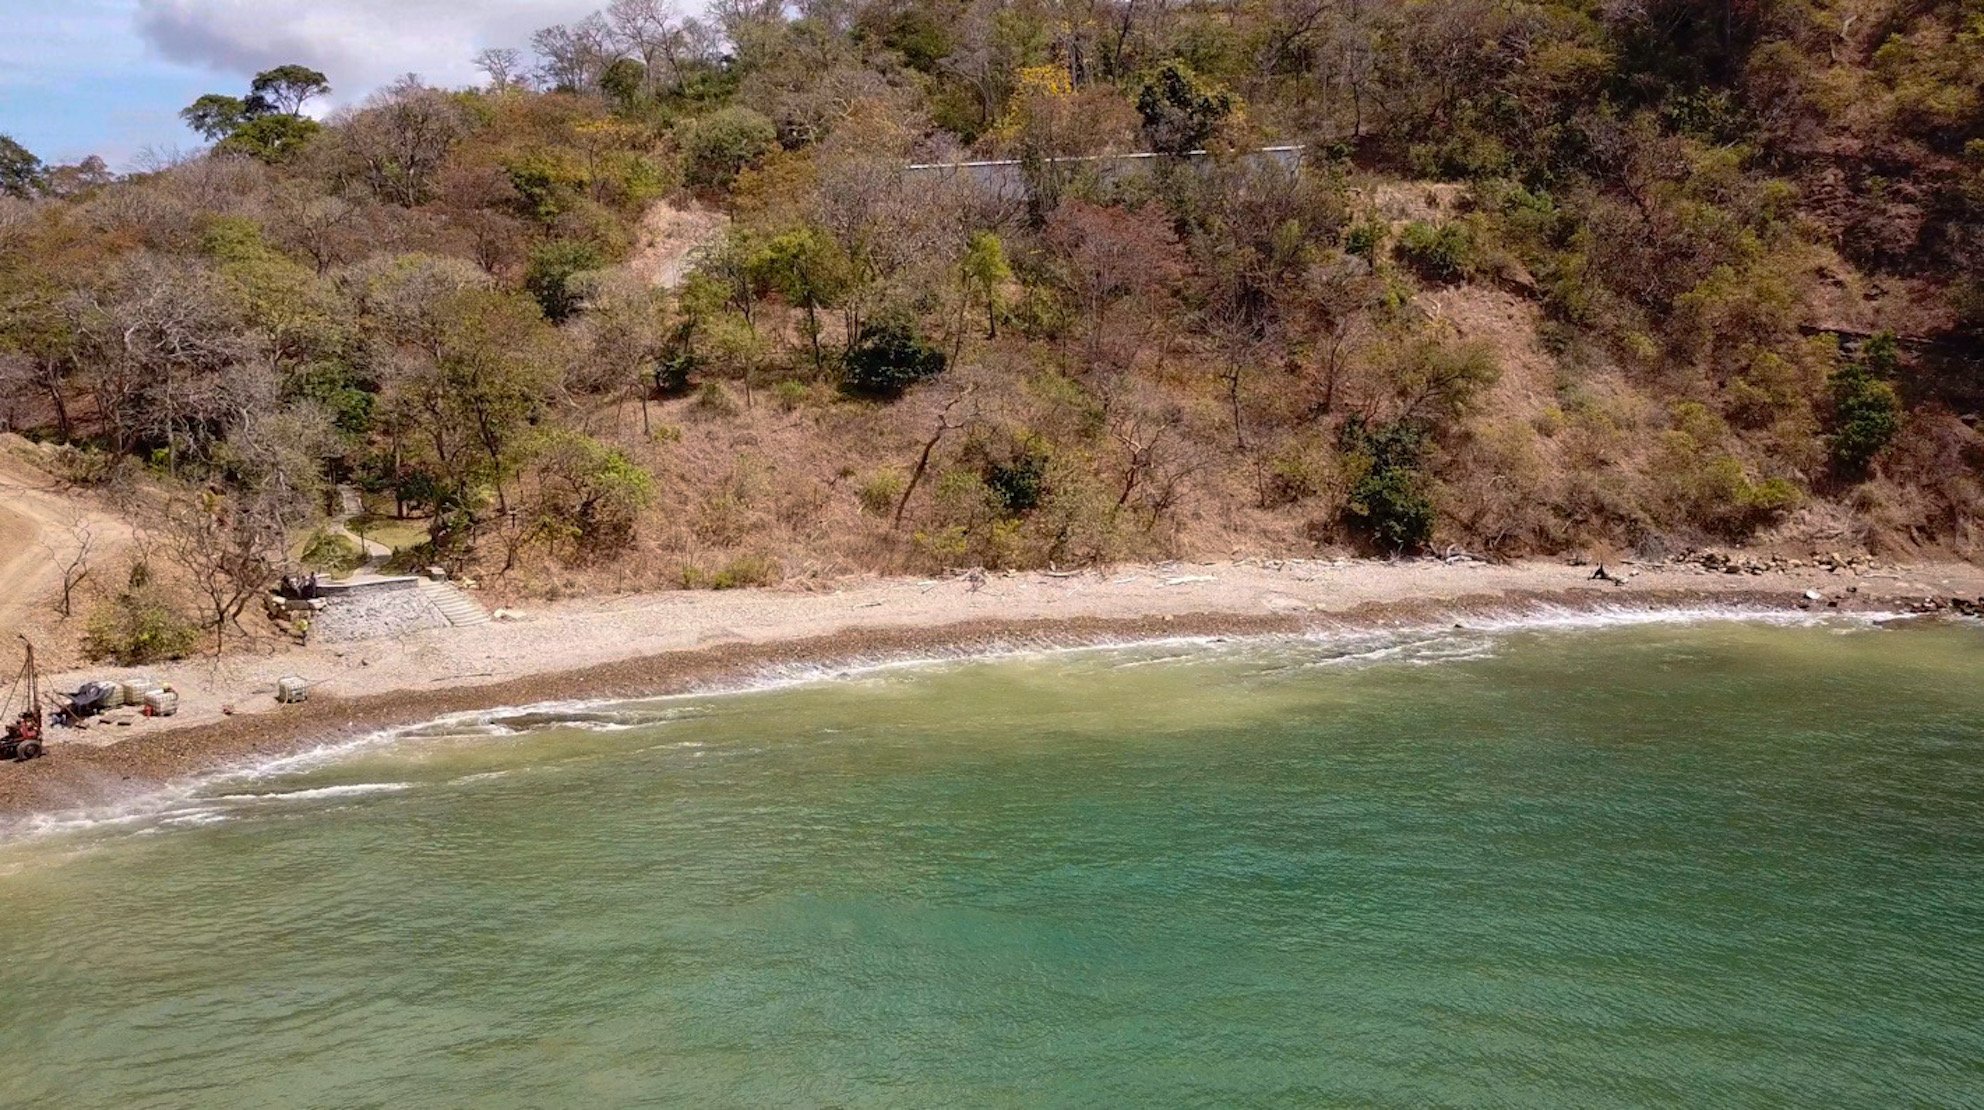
xmin=0 ymin=445 xmax=132 ymax=652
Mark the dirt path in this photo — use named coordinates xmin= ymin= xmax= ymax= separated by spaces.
xmin=328 ymin=485 xmax=391 ymax=567
xmin=0 ymin=447 xmax=133 ymax=652
xmin=625 ymin=200 xmax=728 ymax=289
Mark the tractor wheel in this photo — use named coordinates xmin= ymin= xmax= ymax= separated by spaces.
xmin=15 ymin=740 xmax=41 ymax=761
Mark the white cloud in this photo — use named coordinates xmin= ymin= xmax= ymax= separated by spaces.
xmin=134 ymin=0 xmax=603 ymax=100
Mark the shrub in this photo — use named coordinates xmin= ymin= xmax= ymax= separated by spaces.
xmin=1407 ymin=131 xmax=1513 ymax=179
xmin=505 ymin=151 xmax=584 ymax=222
xmin=654 ymin=350 xmax=698 ymax=395
xmin=682 ymin=554 xmax=781 ymax=589
xmin=1383 ymin=334 xmax=1500 ymax=425
xmin=856 ymin=470 xmax=906 ymax=516
xmin=1669 ymin=262 xmax=1802 ymax=367
xmin=299 ymin=529 xmax=364 ymax=574
xmin=1951 ymin=279 xmax=1984 ymax=338
xmin=679 ymin=107 xmax=777 ymax=192
xmin=529 ymin=431 xmax=654 ymax=560
xmin=693 ymin=381 xmax=739 ymax=415
xmin=984 ymin=443 xmax=1050 ymax=515
xmin=50 ymin=445 xmax=128 ymax=487
xmin=843 ymin=317 xmax=947 ymax=398
xmin=1342 ymin=219 xmax=1386 ymax=261
xmin=772 ymin=379 xmax=811 ymax=411
xmin=1394 ymin=220 xmax=1477 ymax=283
xmin=524 ymin=240 xmax=604 ymax=322
xmin=1263 ymin=443 xmax=1330 ymax=507
xmin=1747 ymin=476 xmax=1802 ymax=516
xmin=1725 ymin=350 xmax=1812 ymax=430
xmin=1338 ymin=418 xmax=1434 ymax=552
xmin=1828 ymin=337 xmax=1902 ymax=479
xmin=84 ymin=592 xmax=200 ymax=665
xmin=1658 ymin=425 xmax=1804 ymax=537
xmin=1691 ymin=456 xmax=1802 ymax=534
xmin=1135 ymin=59 xmax=1235 ymax=155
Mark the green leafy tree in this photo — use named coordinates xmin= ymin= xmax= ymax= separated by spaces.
xmin=844 ymin=314 xmax=947 ymax=397
xmin=182 ymin=65 xmax=329 ymax=157
xmin=218 ymin=115 xmax=322 ymax=163
xmin=1136 ymin=60 xmax=1234 ymax=155
xmin=505 ymin=151 xmax=585 ymax=223
xmin=524 ymin=240 xmax=605 ymax=322
xmin=656 ymin=271 xmax=730 ymax=393
xmin=600 ymin=58 xmax=648 ymax=108
xmin=180 ymin=94 xmax=250 ymax=141
xmin=247 ymin=65 xmax=331 ymax=116
xmin=528 ymin=430 xmax=655 ymax=559
xmin=1339 ymin=418 xmax=1435 ymax=553
xmin=433 ymin=291 xmax=557 ymax=510
xmin=384 ymin=287 xmax=557 ymax=524
xmin=1828 ymin=334 xmax=1903 ymax=480
xmin=958 ymin=231 xmax=1010 ymax=351
xmin=679 ymin=107 xmax=777 ymax=192
xmin=755 ymin=226 xmax=854 ymax=372
xmin=0 ymin=134 xmax=45 ymax=198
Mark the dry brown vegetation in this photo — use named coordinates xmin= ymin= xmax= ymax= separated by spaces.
xmin=1 ymin=0 xmax=1980 ymax=652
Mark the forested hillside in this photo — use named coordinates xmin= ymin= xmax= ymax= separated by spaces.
xmin=2 ymin=0 xmax=1980 ymax=645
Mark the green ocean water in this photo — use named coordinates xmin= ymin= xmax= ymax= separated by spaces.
xmin=1 ymin=612 xmax=1981 ymax=1108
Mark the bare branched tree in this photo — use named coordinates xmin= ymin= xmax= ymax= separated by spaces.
xmin=158 ymin=491 xmax=284 ymax=655
xmin=473 ymin=47 xmax=529 ymax=92
xmin=607 ymin=0 xmax=692 ymax=94
xmin=532 ymin=15 xmax=619 ymax=92
xmin=339 ymin=76 xmax=472 ymax=208
xmin=38 ymin=520 xmax=95 ymax=619
xmin=894 ymin=388 xmax=977 ymax=530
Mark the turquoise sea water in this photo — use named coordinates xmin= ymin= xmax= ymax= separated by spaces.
xmin=1 ymin=612 xmax=1981 ymax=1107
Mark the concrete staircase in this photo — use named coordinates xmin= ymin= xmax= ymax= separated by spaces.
xmin=418 ymin=579 xmax=491 ymax=627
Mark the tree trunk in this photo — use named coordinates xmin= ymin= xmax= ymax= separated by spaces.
xmin=40 ymin=364 xmax=70 ymax=441
xmin=953 ymin=277 xmax=969 ymax=362
xmin=392 ymin=434 xmax=406 ymax=519
xmin=1227 ymin=364 xmax=1247 ymax=449
xmin=806 ymin=302 xmax=824 ymax=373
xmin=894 ymin=426 xmax=950 ymax=530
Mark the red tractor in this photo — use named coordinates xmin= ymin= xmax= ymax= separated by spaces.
xmin=3 ymin=637 xmax=46 ymax=762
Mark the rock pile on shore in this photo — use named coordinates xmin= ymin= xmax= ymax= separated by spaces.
xmin=1664 ymin=550 xmax=1899 ymax=576
xmin=1903 ymin=595 xmax=1984 ymax=616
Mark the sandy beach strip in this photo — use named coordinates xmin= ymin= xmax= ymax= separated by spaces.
xmin=4 ymin=557 xmax=1980 ymax=823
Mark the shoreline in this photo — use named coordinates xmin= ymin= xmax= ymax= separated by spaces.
xmin=4 ymin=573 xmax=1970 ymax=829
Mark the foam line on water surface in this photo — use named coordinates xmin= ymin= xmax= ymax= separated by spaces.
xmin=0 ymin=775 xmax=424 ymax=852
xmin=214 ymin=782 xmax=413 ymax=803
xmin=1402 ymin=602 xmax=1895 ymax=636
xmin=0 ymin=603 xmax=1915 ymax=850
